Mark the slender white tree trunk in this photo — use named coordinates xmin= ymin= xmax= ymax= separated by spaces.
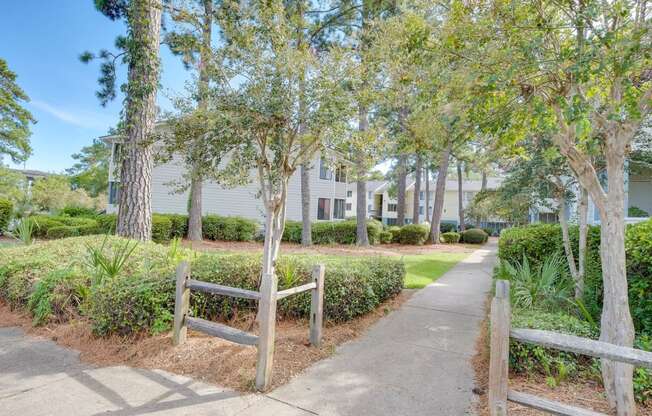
xmin=300 ymin=162 xmax=311 ymax=246
xmin=117 ymin=0 xmax=162 ymax=240
xmin=429 ymin=142 xmax=452 ymax=244
xmin=457 ymin=161 xmax=465 ymax=231
xmin=187 ymin=171 xmax=203 ymax=241
xmin=356 ymin=104 xmax=369 ymax=246
xmin=412 ymin=154 xmax=422 ymax=224
xmin=557 ymin=190 xmax=579 ymax=285
xmin=577 ymin=185 xmax=588 ymax=298
xmin=425 ymin=166 xmax=430 ymax=222
xmin=396 ymin=154 xmax=407 ymax=226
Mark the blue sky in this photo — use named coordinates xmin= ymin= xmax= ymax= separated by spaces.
xmin=1 ymin=1 xmax=190 ymax=172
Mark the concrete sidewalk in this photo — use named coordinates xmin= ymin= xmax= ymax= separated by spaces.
xmin=0 ymin=242 xmax=496 ymax=416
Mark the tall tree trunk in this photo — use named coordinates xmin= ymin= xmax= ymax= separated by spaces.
xmin=412 ymin=154 xmax=422 ymax=224
xmin=457 ymin=161 xmax=465 ymax=231
xmin=186 ymin=0 xmax=213 ymax=242
xmin=577 ymin=185 xmax=588 ymax=299
xmin=425 ymin=166 xmax=430 ymax=223
xmin=481 ymin=170 xmax=487 ymax=191
xmin=396 ymin=154 xmax=407 ymax=226
xmin=429 ymin=142 xmax=452 ymax=244
xmin=598 ymin=148 xmax=635 ymax=415
xmin=117 ymin=0 xmax=162 ymax=240
xmin=300 ymin=162 xmax=311 ymax=246
xmin=356 ymin=104 xmax=369 ymax=246
xmin=187 ymin=171 xmax=203 ymax=240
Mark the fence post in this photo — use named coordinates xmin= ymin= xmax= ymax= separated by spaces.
xmin=489 ymin=279 xmax=511 ymax=416
xmin=173 ymin=261 xmax=190 ymax=346
xmin=255 ymin=272 xmax=278 ymax=391
xmin=310 ymin=264 xmax=325 ymax=347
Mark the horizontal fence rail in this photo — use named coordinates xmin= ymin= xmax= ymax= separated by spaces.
xmin=172 ymin=261 xmax=326 ymax=392
xmin=276 ymin=282 xmax=317 ymax=300
xmin=510 ymin=328 xmax=652 ymax=370
xmin=507 ymin=390 xmax=607 ymax=416
xmin=186 ymin=279 xmax=261 ymax=300
xmin=489 ymin=279 xmax=652 ymax=416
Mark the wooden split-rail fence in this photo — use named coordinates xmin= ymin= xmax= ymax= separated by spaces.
xmin=489 ymin=279 xmax=652 ymax=416
xmin=173 ymin=261 xmax=325 ymax=392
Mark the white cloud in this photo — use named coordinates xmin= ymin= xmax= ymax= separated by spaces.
xmin=30 ymin=100 xmax=112 ymax=130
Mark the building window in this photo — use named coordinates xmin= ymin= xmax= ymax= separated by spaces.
xmin=108 ymin=181 xmax=120 ymax=204
xmin=387 ymin=218 xmax=397 ymax=226
xmin=387 ymin=203 xmax=397 ymax=212
xmin=317 ymin=198 xmax=331 ymax=220
xmin=419 ymin=191 xmax=424 ymax=200
xmin=346 ymin=203 xmax=352 ymax=211
xmin=334 ymin=198 xmax=345 ymax=219
xmin=419 ymin=206 xmax=424 ymax=215
xmin=368 ymin=191 xmax=372 ymax=199
xmin=347 ymin=190 xmax=352 ymax=197
xmin=368 ymin=204 xmax=372 ymax=211
xmin=319 ymin=158 xmax=332 ymax=180
xmin=335 ymin=165 xmax=346 ymax=183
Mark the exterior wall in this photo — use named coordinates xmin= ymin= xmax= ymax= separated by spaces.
xmin=107 ymin=145 xmax=348 ymax=223
xmin=345 ymin=181 xmax=384 ymax=219
xmin=628 ymin=172 xmax=652 ymax=216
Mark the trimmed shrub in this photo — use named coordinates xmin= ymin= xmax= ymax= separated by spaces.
xmin=441 ymin=231 xmax=460 ymax=244
xmin=151 ymin=214 xmax=172 ymax=243
xmin=482 ymin=227 xmax=494 ymax=237
xmin=28 ymin=268 xmax=89 ymax=325
xmin=166 ymin=214 xmax=189 ymax=238
xmin=60 ymin=206 xmax=98 ymax=217
xmin=0 ymin=198 xmax=13 ymax=233
xmin=312 ymin=219 xmax=382 ymax=245
xmin=96 ymin=213 xmax=117 ymax=234
xmin=29 ymin=215 xmax=65 ymax=238
xmin=46 ymin=226 xmax=81 ymax=239
xmin=440 ymin=222 xmax=456 ymax=233
xmin=89 ymin=274 xmax=175 ymax=335
xmin=397 ymin=224 xmax=429 ymax=245
xmin=460 ymin=228 xmax=488 ymax=244
xmin=387 ymin=226 xmax=401 ymax=243
xmin=510 ymin=310 xmax=599 ymax=379
xmin=380 ymin=230 xmax=393 ymax=244
xmin=282 ymin=220 xmax=303 ymax=243
xmin=499 ymin=224 xmax=563 ymax=267
xmin=629 ymin=206 xmax=650 ymax=218
xmin=202 ymin=215 xmax=259 ymax=241
xmin=626 ymin=219 xmax=652 ymax=334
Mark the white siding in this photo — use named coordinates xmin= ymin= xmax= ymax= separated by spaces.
xmin=107 ymin=149 xmax=348 ymax=223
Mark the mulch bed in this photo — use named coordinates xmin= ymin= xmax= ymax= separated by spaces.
xmin=0 ymin=289 xmax=415 ymax=392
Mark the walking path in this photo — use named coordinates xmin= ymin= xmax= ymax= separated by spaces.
xmin=0 ymin=241 xmax=496 ymax=416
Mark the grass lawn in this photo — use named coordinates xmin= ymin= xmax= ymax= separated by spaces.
xmin=402 ymin=252 xmax=469 ymax=289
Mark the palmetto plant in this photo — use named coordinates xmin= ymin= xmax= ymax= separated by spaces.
xmin=500 ymin=254 xmax=572 ymax=311
xmin=8 ymin=218 xmax=36 ymax=245
xmin=85 ymin=235 xmax=138 ymax=282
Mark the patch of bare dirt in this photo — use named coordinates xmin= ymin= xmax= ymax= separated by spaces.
xmin=0 ymin=290 xmax=414 ymax=392
xmin=471 ymin=303 xmax=652 ymax=416
xmin=186 ymin=239 xmax=478 ymax=256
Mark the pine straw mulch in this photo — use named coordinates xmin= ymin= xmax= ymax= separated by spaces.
xmin=0 ymin=289 xmax=415 ymax=392
xmin=186 ymin=239 xmax=479 ymax=256
xmin=472 ymin=303 xmax=652 ymax=416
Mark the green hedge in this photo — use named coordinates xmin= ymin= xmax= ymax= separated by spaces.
xmin=59 ymin=206 xmax=98 ymax=217
xmin=379 ymin=230 xmax=393 ymax=244
xmin=96 ymin=214 xmax=117 ymax=233
xmin=29 ymin=215 xmax=100 ymax=239
xmin=0 ymin=236 xmax=405 ymax=335
xmin=387 ymin=226 xmax=401 ymax=243
xmin=441 ymin=231 xmax=460 ymax=243
xmin=202 ymin=215 xmax=259 ymax=241
xmin=460 ymin=228 xmax=488 ymax=244
xmin=397 ymin=224 xmax=429 ymax=245
xmin=0 ymin=198 xmax=12 ymax=233
xmin=312 ymin=219 xmax=382 ymax=245
xmin=499 ymin=220 xmax=652 ymax=335
xmin=152 ymin=214 xmax=172 ymax=243
xmin=282 ymin=220 xmax=303 ymax=243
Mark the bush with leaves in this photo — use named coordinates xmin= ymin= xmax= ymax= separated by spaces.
xmin=202 ymin=215 xmax=259 ymax=241
xmin=460 ymin=228 xmax=488 ymax=244
xmin=46 ymin=225 xmax=81 ymax=239
xmin=441 ymin=231 xmax=460 ymax=244
xmin=397 ymin=224 xmax=429 ymax=245
xmin=387 ymin=225 xmax=401 ymax=243
xmin=28 ymin=268 xmax=89 ymax=325
xmin=60 ymin=206 xmax=98 ymax=217
xmin=151 ymin=214 xmax=172 ymax=243
xmin=379 ymin=230 xmax=393 ymax=244
xmin=440 ymin=222 xmax=457 ymax=233
xmin=629 ymin=206 xmax=650 ymax=218
xmin=0 ymin=198 xmax=12 ymax=233
xmin=282 ymin=220 xmax=303 ymax=243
